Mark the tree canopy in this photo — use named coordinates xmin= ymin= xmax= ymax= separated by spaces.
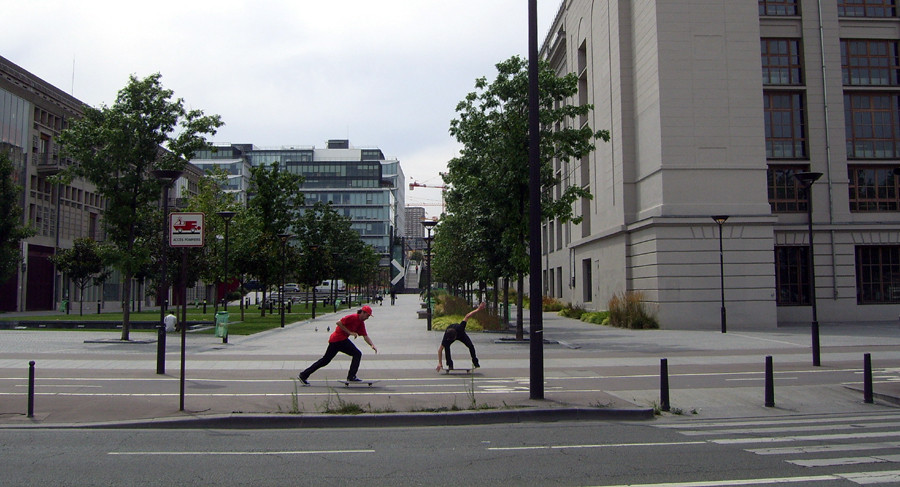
xmin=0 ymin=151 xmax=34 ymax=283
xmin=440 ymin=55 xmax=609 ymax=329
xmin=57 ymin=73 xmax=223 ymax=339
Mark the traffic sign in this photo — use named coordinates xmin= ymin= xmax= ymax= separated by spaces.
xmin=169 ymin=212 xmax=205 ymax=247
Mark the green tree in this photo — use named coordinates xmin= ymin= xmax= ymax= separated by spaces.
xmin=183 ymin=167 xmax=241 ymax=308
xmin=0 ymin=151 xmax=34 ymax=283
xmin=57 ymin=73 xmax=223 ymax=340
xmin=51 ymin=237 xmax=105 ymax=315
xmin=445 ymin=55 xmax=609 ymax=335
xmin=231 ymin=162 xmax=305 ymax=315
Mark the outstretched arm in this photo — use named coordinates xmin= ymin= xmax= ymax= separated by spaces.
xmin=436 ymin=344 xmax=445 ymax=371
xmin=464 ymin=302 xmax=486 ymax=322
xmin=364 ymin=335 xmax=377 ymax=353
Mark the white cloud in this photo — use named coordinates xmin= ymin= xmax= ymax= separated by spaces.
xmin=2 ymin=0 xmax=563 ymax=216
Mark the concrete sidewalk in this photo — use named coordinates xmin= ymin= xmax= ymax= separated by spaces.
xmin=1 ymin=294 xmax=899 ymax=428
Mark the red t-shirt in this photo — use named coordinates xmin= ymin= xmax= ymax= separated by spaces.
xmin=329 ymin=313 xmax=368 ymax=343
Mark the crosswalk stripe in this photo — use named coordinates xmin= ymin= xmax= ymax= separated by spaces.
xmin=680 ymin=421 xmax=900 ymax=437
xmin=838 ymin=469 xmax=900 ymax=484
xmin=712 ymin=430 xmax=900 ymax=444
xmin=787 ymin=454 xmax=900 ymax=467
xmin=749 ymin=441 xmax=900 ymax=455
xmin=654 ymin=414 xmax=900 ymax=430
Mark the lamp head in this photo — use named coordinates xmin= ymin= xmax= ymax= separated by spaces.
xmin=711 ymin=215 xmax=729 ymax=225
xmin=217 ymin=211 xmax=237 ymax=222
xmin=793 ymin=171 xmax=823 ymax=188
xmin=150 ymin=169 xmax=183 ymax=185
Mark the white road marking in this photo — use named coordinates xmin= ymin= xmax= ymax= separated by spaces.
xmin=486 ymin=441 xmax=705 ymax=451
xmin=109 ymin=449 xmax=374 ymax=456
xmin=788 ymin=454 xmax=900 ymax=467
xmin=749 ymin=441 xmax=900 ymax=455
xmin=680 ymin=421 xmax=900 ymax=436
xmin=586 ymin=474 xmax=842 ymax=486
xmin=586 ymin=470 xmax=900 ymax=486
xmin=712 ymin=430 xmax=900 ymax=445
xmin=655 ymin=414 xmax=900 ymax=429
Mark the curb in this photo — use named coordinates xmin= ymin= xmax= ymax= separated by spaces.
xmin=0 ymin=407 xmax=655 ymax=430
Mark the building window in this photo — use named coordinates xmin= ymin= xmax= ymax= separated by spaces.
xmin=761 ymin=39 xmax=803 ymax=85
xmin=848 ymin=165 xmax=900 ymax=211
xmin=768 ymin=164 xmax=810 ymax=213
xmin=841 ymin=40 xmax=900 ymax=86
xmin=759 ymin=0 xmax=799 ymax=16
xmin=764 ymin=92 xmax=807 ymax=158
xmin=844 ymin=93 xmax=900 ymax=159
xmin=856 ymin=245 xmax=900 ymax=303
xmin=775 ymin=246 xmax=810 ymax=306
xmin=838 ymin=0 xmax=897 ymax=17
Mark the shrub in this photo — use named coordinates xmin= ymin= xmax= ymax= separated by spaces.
xmin=559 ymin=303 xmax=586 ymax=319
xmin=432 ymin=315 xmax=485 ymax=332
xmin=580 ymin=311 xmax=609 ymax=324
xmin=542 ymin=296 xmax=565 ymax=311
xmin=607 ymin=291 xmax=659 ymax=329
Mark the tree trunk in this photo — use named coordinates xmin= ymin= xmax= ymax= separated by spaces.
xmin=120 ymin=274 xmax=132 ymax=341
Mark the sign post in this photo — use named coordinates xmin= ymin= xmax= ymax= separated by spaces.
xmin=168 ymin=212 xmax=204 ymax=410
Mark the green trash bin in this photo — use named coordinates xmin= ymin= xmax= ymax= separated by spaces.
xmin=59 ymin=300 xmax=68 ymax=313
xmin=215 ymin=311 xmax=229 ymax=338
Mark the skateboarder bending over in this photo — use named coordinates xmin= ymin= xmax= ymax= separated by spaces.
xmin=299 ymin=305 xmax=377 ymax=384
xmin=436 ymin=302 xmax=485 ymax=372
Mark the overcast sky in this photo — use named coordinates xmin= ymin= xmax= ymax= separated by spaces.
xmin=2 ymin=1 xmax=561 ymax=216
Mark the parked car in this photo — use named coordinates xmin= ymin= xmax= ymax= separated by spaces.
xmin=283 ymin=283 xmax=300 ymax=293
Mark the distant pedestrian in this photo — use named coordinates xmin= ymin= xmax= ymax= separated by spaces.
xmin=436 ymin=302 xmax=484 ymax=372
xmin=298 ymin=305 xmax=377 ymax=384
xmin=390 ymin=289 xmax=396 ymax=305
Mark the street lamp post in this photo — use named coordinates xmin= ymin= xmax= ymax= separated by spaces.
xmin=308 ymin=245 xmax=319 ymax=319
xmin=422 ymin=220 xmax=437 ymax=331
xmin=794 ymin=171 xmax=823 ymax=366
xmin=217 ymin=211 xmax=236 ymax=312
xmin=279 ymin=234 xmax=291 ymax=328
xmin=712 ymin=215 xmax=729 ymax=333
xmin=151 ymin=169 xmax=182 ymax=375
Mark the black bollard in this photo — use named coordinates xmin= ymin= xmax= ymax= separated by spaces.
xmin=765 ymin=356 xmax=775 ymax=407
xmin=203 ymin=300 xmax=207 ymax=314
xmin=864 ymin=353 xmax=874 ymax=404
xmin=97 ymin=300 xmax=101 ymax=314
xmin=156 ymin=325 xmax=166 ymax=374
xmin=27 ymin=361 xmax=35 ymax=418
xmin=660 ymin=358 xmax=670 ymax=412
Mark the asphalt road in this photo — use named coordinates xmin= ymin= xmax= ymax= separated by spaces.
xmin=6 ymin=413 xmax=900 ymax=486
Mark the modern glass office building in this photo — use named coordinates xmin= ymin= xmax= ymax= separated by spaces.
xmin=245 ymin=139 xmax=405 ymax=258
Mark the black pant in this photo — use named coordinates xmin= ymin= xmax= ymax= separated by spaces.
xmin=444 ymin=333 xmax=479 ymax=369
xmin=301 ymin=339 xmax=362 ymax=380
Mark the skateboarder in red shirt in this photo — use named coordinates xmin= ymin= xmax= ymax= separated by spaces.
xmin=299 ymin=305 xmax=377 ymax=384
xmin=436 ymin=302 xmax=484 ymax=372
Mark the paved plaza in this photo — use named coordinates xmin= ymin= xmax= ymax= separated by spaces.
xmin=1 ymin=293 xmax=899 ymax=428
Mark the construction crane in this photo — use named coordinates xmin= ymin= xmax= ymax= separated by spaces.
xmin=408 ymin=180 xmax=447 ymax=213
xmin=409 ymin=181 xmax=447 ymax=191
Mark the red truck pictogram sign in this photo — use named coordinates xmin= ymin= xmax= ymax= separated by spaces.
xmin=169 ymin=212 xmax=205 ymax=247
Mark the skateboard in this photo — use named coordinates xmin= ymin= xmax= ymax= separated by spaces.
xmin=442 ymin=369 xmax=472 ymax=375
xmin=339 ymin=379 xmax=379 ymax=387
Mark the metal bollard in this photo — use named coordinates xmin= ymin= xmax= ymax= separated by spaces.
xmin=157 ymin=325 xmax=166 ymax=374
xmin=97 ymin=300 xmax=101 ymax=314
xmin=660 ymin=358 xmax=670 ymax=412
xmin=864 ymin=353 xmax=873 ymax=404
xmin=28 ymin=361 xmax=35 ymax=418
xmin=765 ymin=356 xmax=774 ymax=407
